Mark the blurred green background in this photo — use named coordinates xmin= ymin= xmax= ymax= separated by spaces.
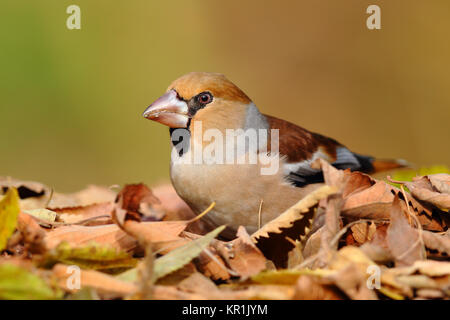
xmin=1 ymin=0 xmax=449 ymax=192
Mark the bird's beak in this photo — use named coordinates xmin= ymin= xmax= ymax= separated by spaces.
xmin=143 ymin=90 xmax=189 ymax=128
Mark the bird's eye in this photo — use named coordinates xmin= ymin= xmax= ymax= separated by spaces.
xmin=197 ymin=92 xmax=213 ymax=105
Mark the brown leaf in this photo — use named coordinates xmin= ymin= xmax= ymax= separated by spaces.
xmin=176 ymin=272 xmax=220 ymax=296
xmin=351 ymin=222 xmax=376 ymax=244
xmin=387 ymin=196 xmax=426 ymax=266
xmin=194 ymin=249 xmax=231 ymax=281
xmin=302 ymin=227 xmax=323 ymax=259
xmin=294 ymin=275 xmax=345 ymax=300
xmin=16 ymin=212 xmax=46 ymax=253
xmin=343 ymin=181 xmax=394 ymax=219
xmin=45 ymin=224 xmax=138 ymax=252
xmin=312 ymin=159 xmax=375 ymax=196
xmin=422 ymin=230 xmax=450 ymax=256
xmin=216 ymin=226 xmax=266 ymax=279
xmin=327 ymin=263 xmax=378 ymax=300
xmin=122 ymin=220 xmax=189 ymax=252
xmin=321 ymin=193 xmax=343 ymax=252
xmin=115 ymin=184 xmax=163 ymax=222
xmin=52 ymin=202 xmax=114 ymax=225
xmin=428 ymin=174 xmax=450 ymax=194
xmin=53 ymin=263 xmax=137 ymax=297
xmin=314 ymin=193 xmax=343 ymax=268
xmin=406 ymin=176 xmax=450 ymax=209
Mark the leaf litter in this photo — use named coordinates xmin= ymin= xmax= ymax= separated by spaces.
xmin=0 ymin=165 xmax=449 ymax=300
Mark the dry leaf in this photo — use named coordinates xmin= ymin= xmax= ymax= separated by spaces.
xmin=387 ymin=196 xmax=426 ymax=266
xmin=52 ymin=202 xmax=114 ymax=225
xmin=422 ymin=230 xmax=450 ymax=255
xmin=17 ymin=212 xmax=47 ymax=253
xmin=428 ymin=174 xmax=450 ymax=194
xmin=45 ymin=224 xmax=137 ymax=252
xmin=351 ymin=222 xmax=376 ymax=244
xmin=216 ymin=226 xmax=266 ymax=279
xmin=53 ymin=263 xmax=136 ymax=297
xmin=294 ymin=275 xmax=345 ymax=300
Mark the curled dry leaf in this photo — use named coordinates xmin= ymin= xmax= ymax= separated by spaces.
xmin=405 ymin=175 xmax=450 ymax=209
xmin=216 ymin=226 xmax=266 ymax=279
xmin=115 ymin=184 xmax=163 ymax=222
xmin=316 ymin=159 xmax=443 ymax=231
xmin=387 ymin=196 xmax=426 ymax=266
xmin=52 ymin=202 xmax=114 ymax=225
xmin=422 ymin=230 xmax=450 ymax=256
xmin=428 ymin=174 xmax=450 ymax=194
xmin=351 ymin=222 xmax=377 ymax=244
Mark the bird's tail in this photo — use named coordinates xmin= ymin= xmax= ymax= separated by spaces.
xmin=353 ymin=153 xmax=410 ymax=174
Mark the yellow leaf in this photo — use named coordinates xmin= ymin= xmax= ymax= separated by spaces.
xmin=0 ymin=188 xmax=20 ymax=251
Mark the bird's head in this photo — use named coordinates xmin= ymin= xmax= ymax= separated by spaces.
xmin=143 ymin=72 xmax=252 ymax=129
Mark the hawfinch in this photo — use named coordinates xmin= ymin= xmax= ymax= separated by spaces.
xmin=143 ymin=72 xmax=405 ymax=238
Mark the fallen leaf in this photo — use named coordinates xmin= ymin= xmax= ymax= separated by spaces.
xmin=0 ymin=188 xmax=20 ymax=251
xmin=41 ymin=241 xmax=138 ymax=271
xmin=387 ymin=196 xmax=426 ymax=266
xmin=118 ymin=225 xmax=226 ymax=283
xmin=294 ymin=275 xmax=345 ymax=300
xmin=23 ymin=208 xmax=57 ymax=223
xmin=216 ymin=226 xmax=266 ymax=279
xmin=428 ymin=174 xmax=450 ymax=194
xmin=422 ymin=230 xmax=450 ymax=256
xmin=53 ymin=263 xmax=137 ymax=297
xmin=351 ymin=222 xmax=376 ymax=244
xmin=17 ymin=212 xmax=47 ymax=253
xmin=0 ymin=262 xmax=61 ymax=300
xmin=52 ymin=202 xmax=114 ymax=225
xmin=176 ymin=272 xmax=220 ymax=297
xmin=45 ymin=224 xmax=138 ymax=252
xmin=115 ymin=184 xmax=163 ymax=222
xmin=393 ymin=174 xmax=450 ymax=210
xmin=153 ymin=225 xmax=225 ymax=281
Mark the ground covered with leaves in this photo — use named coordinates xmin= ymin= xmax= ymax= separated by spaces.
xmin=0 ymin=161 xmax=449 ymax=300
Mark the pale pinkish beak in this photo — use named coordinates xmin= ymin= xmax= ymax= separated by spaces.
xmin=143 ymin=90 xmax=189 ymax=128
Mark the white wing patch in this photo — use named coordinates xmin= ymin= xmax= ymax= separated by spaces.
xmin=283 ymin=148 xmax=332 ymax=176
xmin=283 ymin=146 xmax=362 ymax=185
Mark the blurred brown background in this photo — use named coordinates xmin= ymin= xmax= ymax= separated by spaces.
xmin=1 ymin=0 xmax=449 ymax=192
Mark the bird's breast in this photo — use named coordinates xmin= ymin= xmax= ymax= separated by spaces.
xmin=169 ymin=148 xmax=319 ymax=238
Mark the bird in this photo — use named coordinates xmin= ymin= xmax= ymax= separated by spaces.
xmin=143 ymin=72 xmax=406 ymax=238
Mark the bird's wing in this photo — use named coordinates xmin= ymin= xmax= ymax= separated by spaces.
xmin=264 ymin=115 xmax=372 ymax=186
